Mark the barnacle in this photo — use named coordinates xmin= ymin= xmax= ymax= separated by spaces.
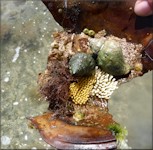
xmin=134 ymin=62 xmax=143 ymax=72
xmin=73 ymin=111 xmax=85 ymax=122
xmin=69 ymin=75 xmax=96 ymax=105
xmin=83 ymin=28 xmax=89 ymax=35
xmin=83 ymin=28 xmax=95 ymax=37
xmin=88 ymin=30 xmax=95 ymax=37
xmin=92 ymin=67 xmax=118 ymax=100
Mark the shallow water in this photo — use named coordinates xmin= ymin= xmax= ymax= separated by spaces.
xmin=1 ymin=1 xmax=152 ymax=149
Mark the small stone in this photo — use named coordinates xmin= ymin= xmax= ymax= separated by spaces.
xmin=1 ymin=136 xmax=11 ymax=145
xmin=13 ymin=102 xmax=19 ymax=105
xmin=58 ymin=8 xmax=62 ymax=13
xmin=4 ymin=77 xmax=9 ymax=82
xmin=24 ymin=135 xmax=28 ymax=140
xmin=134 ymin=62 xmax=143 ymax=71
xmin=31 ymin=147 xmax=37 ymax=150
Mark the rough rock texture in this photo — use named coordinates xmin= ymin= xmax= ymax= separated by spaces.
xmin=42 ymin=0 xmax=153 ymax=44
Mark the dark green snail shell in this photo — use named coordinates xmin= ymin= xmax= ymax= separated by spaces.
xmin=69 ymin=52 xmax=96 ymax=76
xmin=97 ymin=39 xmax=130 ymax=76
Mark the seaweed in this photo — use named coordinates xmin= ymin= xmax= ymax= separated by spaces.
xmin=108 ymin=123 xmax=128 ymax=142
xmin=38 ymin=58 xmax=76 ymax=115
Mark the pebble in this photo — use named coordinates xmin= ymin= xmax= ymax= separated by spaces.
xmin=1 ymin=89 xmax=5 ymax=93
xmin=31 ymin=147 xmax=37 ymax=150
xmin=1 ymin=136 xmax=11 ymax=145
xmin=20 ymin=116 xmax=25 ymax=119
xmin=13 ymin=102 xmax=19 ymax=105
xmin=24 ymin=135 xmax=28 ymax=140
xmin=6 ymin=71 xmax=10 ymax=75
xmin=12 ymin=46 xmax=21 ymax=62
xmin=4 ymin=77 xmax=9 ymax=82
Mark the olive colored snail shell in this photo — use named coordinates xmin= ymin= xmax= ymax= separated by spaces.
xmin=69 ymin=53 xmax=96 ymax=76
xmin=97 ymin=39 xmax=130 ymax=76
xmin=89 ymin=38 xmax=105 ymax=53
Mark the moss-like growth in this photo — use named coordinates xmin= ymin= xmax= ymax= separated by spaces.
xmin=108 ymin=123 xmax=128 ymax=141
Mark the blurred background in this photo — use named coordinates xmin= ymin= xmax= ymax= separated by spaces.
xmin=1 ymin=0 xmax=152 ymax=149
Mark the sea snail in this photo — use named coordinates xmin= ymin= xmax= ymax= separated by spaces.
xmin=97 ymin=39 xmax=130 ymax=76
xmin=69 ymin=52 xmax=96 ymax=76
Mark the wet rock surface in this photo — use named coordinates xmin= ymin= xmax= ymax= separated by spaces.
xmin=1 ymin=1 xmax=63 ymax=149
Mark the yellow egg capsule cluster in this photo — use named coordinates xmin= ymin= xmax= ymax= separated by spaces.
xmin=69 ymin=76 xmax=96 ymax=105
